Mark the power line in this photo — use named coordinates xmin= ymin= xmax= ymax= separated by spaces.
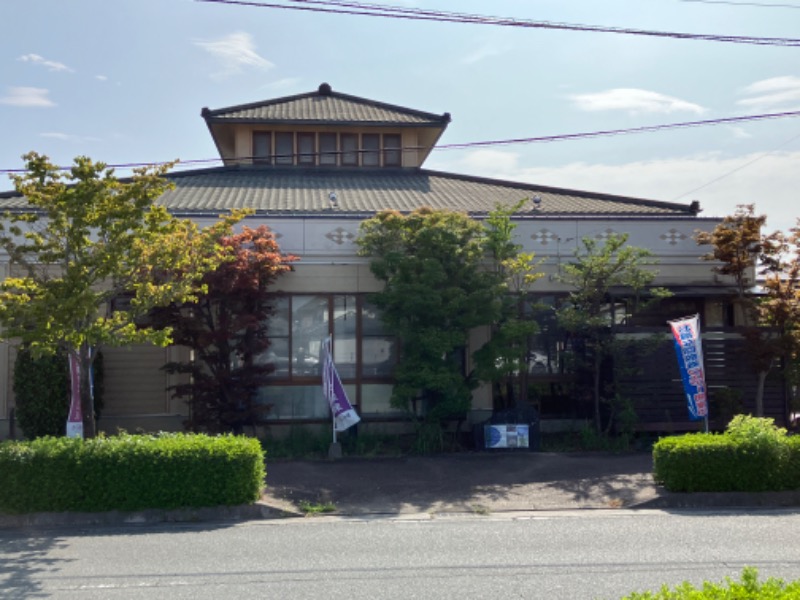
xmin=2 ymin=109 xmax=799 ymax=174
xmin=681 ymin=0 xmax=800 ymax=9
xmin=672 ymin=130 xmax=800 ymax=200
xmin=435 ymin=110 xmax=800 ymax=149
xmin=195 ymin=0 xmax=800 ymax=46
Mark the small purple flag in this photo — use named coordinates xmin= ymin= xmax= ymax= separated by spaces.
xmin=322 ymin=336 xmax=360 ymax=432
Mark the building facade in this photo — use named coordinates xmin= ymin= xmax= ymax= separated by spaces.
xmin=1 ymin=83 xmax=750 ymax=438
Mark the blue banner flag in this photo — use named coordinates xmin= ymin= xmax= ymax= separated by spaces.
xmin=668 ymin=314 xmax=709 ymax=421
xmin=322 ymin=336 xmax=361 ymax=432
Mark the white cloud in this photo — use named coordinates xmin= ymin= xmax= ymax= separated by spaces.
xmin=461 ymin=43 xmax=509 ymax=65
xmin=18 ymin=53 xmax=74 ymax=73
xmin=95 ymin=75 xmax=108 ymax=82
xmin=570 ymin=89 xmax=706 ymax=115
xmin=261 ymin=77 xmax=301 ymax=91
xmin=738 ymin=76 xmax=800 ymax=111
xmin=194 ymin=32 xmax=273 ymax=80
xmin=457 ymin=149 xmax=520 ymax=175
xmin=40 ymin=132 xmax=100 ymax=143
xmin=0 ymin=87 xmax=55 ymax=107
xmin=433 ymin=149 xmax=800 ymax=234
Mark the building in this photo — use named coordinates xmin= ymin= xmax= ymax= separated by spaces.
xmin=1 ymin=83 xmax=777 ymax=439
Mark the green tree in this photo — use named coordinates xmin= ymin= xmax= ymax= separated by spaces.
xmin=474 ymin=200 xmax=543 ymax=409
xmin=695 ymin=205 xmax=795 ymax=416
xmin=0 ymin=152 xmax=244 ymax=437
xmin=357 ymin=207 xmax=507 ymax=450
xmin=153 ymin=225 xmax=297 ymax=434
xmin=754 ymin=222 xmax=800 ymax=419
xmin=556 ymin=232 xmax=669 ymax=432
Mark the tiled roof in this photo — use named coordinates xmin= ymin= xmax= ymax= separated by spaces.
xmin=202 ymin=83 xmax=450 ymax=127
xmin=150 ymin=166 xmax=699 ymax=218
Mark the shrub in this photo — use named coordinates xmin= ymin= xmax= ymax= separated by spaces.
xmin=653 ymin=416 xmax=794 ymax=492
xmin=13 ymin=348 xmax=105 ymax=439
xmin=0 ymin=433 xmax=265 ymax=513
xmin=13 ymin=349 xmax=70 ymax=439
xmin=620 ymin=566 xmax=800 ymax=599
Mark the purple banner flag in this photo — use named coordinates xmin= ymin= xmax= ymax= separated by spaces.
xmin=66 ymin=351 xmax=84 ymax=439
xmin=668 ymin=314 xmax=709 ymax=421
xmin=322 ymin=336 xmax=360 ymax=432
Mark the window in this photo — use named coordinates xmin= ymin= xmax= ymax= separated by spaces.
xmin=275 ymin=132 xmax=294 ymax=165
xmin=297 ymin=132 xmax=316 ymax=166
xmin=383 ymin=134 xmax=401 ymax=167
xmin=252 ymin=132 xmax=272 ymax=164
xmin=257 ymin=295 xmax=397 ymax=421
xmin=319 ymin=133 xmax=338 ymax=166
xmin=341 ymin=133 xmax=358 ymax=166
xmin=362 ymin=134 xmax=380 ymax=167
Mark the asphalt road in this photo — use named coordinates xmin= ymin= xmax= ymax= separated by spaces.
xmin=3 ymin=509 xmax=800 ymax=599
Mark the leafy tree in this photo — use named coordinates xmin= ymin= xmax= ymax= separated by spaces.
xmin=695 ymin=204 xmax=766 ymax=322
xmin=474 ymin=200 xmax=543 ymax=409
xmin=754 ymin=222 xmax=800 ymax=418
xmin=695 ymin=205 xmax=798 ymax=416
xmin=153 ymin=225 xmax=297 ymax=434
xmin=357 ymin=207 xmax=508 ymax=450
xmin=556 ymin=232 xmax=669 ymax=432
xmin=0 ymin=152 xmax=244 ymax=437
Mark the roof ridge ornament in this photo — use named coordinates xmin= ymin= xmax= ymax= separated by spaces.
xmin=319 ymin=82 xmax=332 ymax=96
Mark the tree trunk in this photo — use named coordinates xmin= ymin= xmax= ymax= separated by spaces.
xmin=593 ymin=349 xmax=602 ymax=433
xmin=76 ymin=344 xmax=96 ymax=438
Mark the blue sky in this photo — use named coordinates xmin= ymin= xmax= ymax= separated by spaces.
xmin=2 ymin=0 xmax=799 ymax=233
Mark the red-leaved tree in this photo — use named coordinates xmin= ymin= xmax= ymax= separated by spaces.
xmin=154 ymin=225 xmax=297 ymax=433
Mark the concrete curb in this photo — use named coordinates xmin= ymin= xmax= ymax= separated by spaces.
xmin=3 ymin=492 xmax=800 ymax=529
xmin=0 ymin=501 xmax=299 ymax=529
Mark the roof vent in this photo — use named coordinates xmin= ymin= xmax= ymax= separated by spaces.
xmin=318 ymin=82 xmax=332 ymax=96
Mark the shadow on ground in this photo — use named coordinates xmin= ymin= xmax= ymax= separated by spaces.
xmin=262 ymin=451 xmax=660 ymax=515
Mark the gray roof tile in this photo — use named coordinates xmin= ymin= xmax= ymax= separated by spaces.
xmin=156 ymin=166 xmax=699 ymax=218
xmin=202 ymin=83 xmax=450 ymax=126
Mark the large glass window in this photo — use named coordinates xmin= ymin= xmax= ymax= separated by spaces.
xmin=291 ymin=295 xmax=328 ymax=377
xmin=259 ymin=295 xmax=397 ymax=421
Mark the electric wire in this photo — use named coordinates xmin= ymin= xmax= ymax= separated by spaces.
xmin=195 ymin=0 xmax=800 ymax=46
xmin=2 ymin=109 xmax=799 ymax=174
xmin=680 ymin=0 xmax=800 ymax=9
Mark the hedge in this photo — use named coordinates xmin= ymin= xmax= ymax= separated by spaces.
xmin=653 ymin=416 xmax=800 ymax=493
xmin=0 ymin=433 xmax=266 ymax=514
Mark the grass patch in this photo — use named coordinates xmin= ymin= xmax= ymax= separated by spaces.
xmin=299 ymin=500 xmax=337 ymax=516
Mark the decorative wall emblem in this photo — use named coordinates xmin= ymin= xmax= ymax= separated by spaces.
xmin=594 ymin=228 xmax=616 ymax=241
xmin=660 ymin=228 xmax=688 ymax=245
xmin=325 ymin=227 xmax=356 ymax=245
xmin=530 ymin=229 xmax=559 ymax=245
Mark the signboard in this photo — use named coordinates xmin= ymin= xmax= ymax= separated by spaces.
xmin=485 ymin=424 xmax=530 ymax=449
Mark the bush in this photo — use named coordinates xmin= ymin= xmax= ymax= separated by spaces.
xmin=0 ymin=433 xmax=265 ymax=513
xmin=620 ymin=566 xmax=800 ymax=599
xmin=13 ymin=349 xmax=70 ymax=439
xmin=653 ymin=416 xmax=796 ymax=492
xmin=13 ymin=348 xmax=105 ymax=439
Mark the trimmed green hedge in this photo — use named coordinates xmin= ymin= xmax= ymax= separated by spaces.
xmin=621 ymin=567 xmax=800 ymax=599
xmin=653 ymin=416 xmax=800 ymax=493
xmin=0 ymin=433 xmax=266 ymax=514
